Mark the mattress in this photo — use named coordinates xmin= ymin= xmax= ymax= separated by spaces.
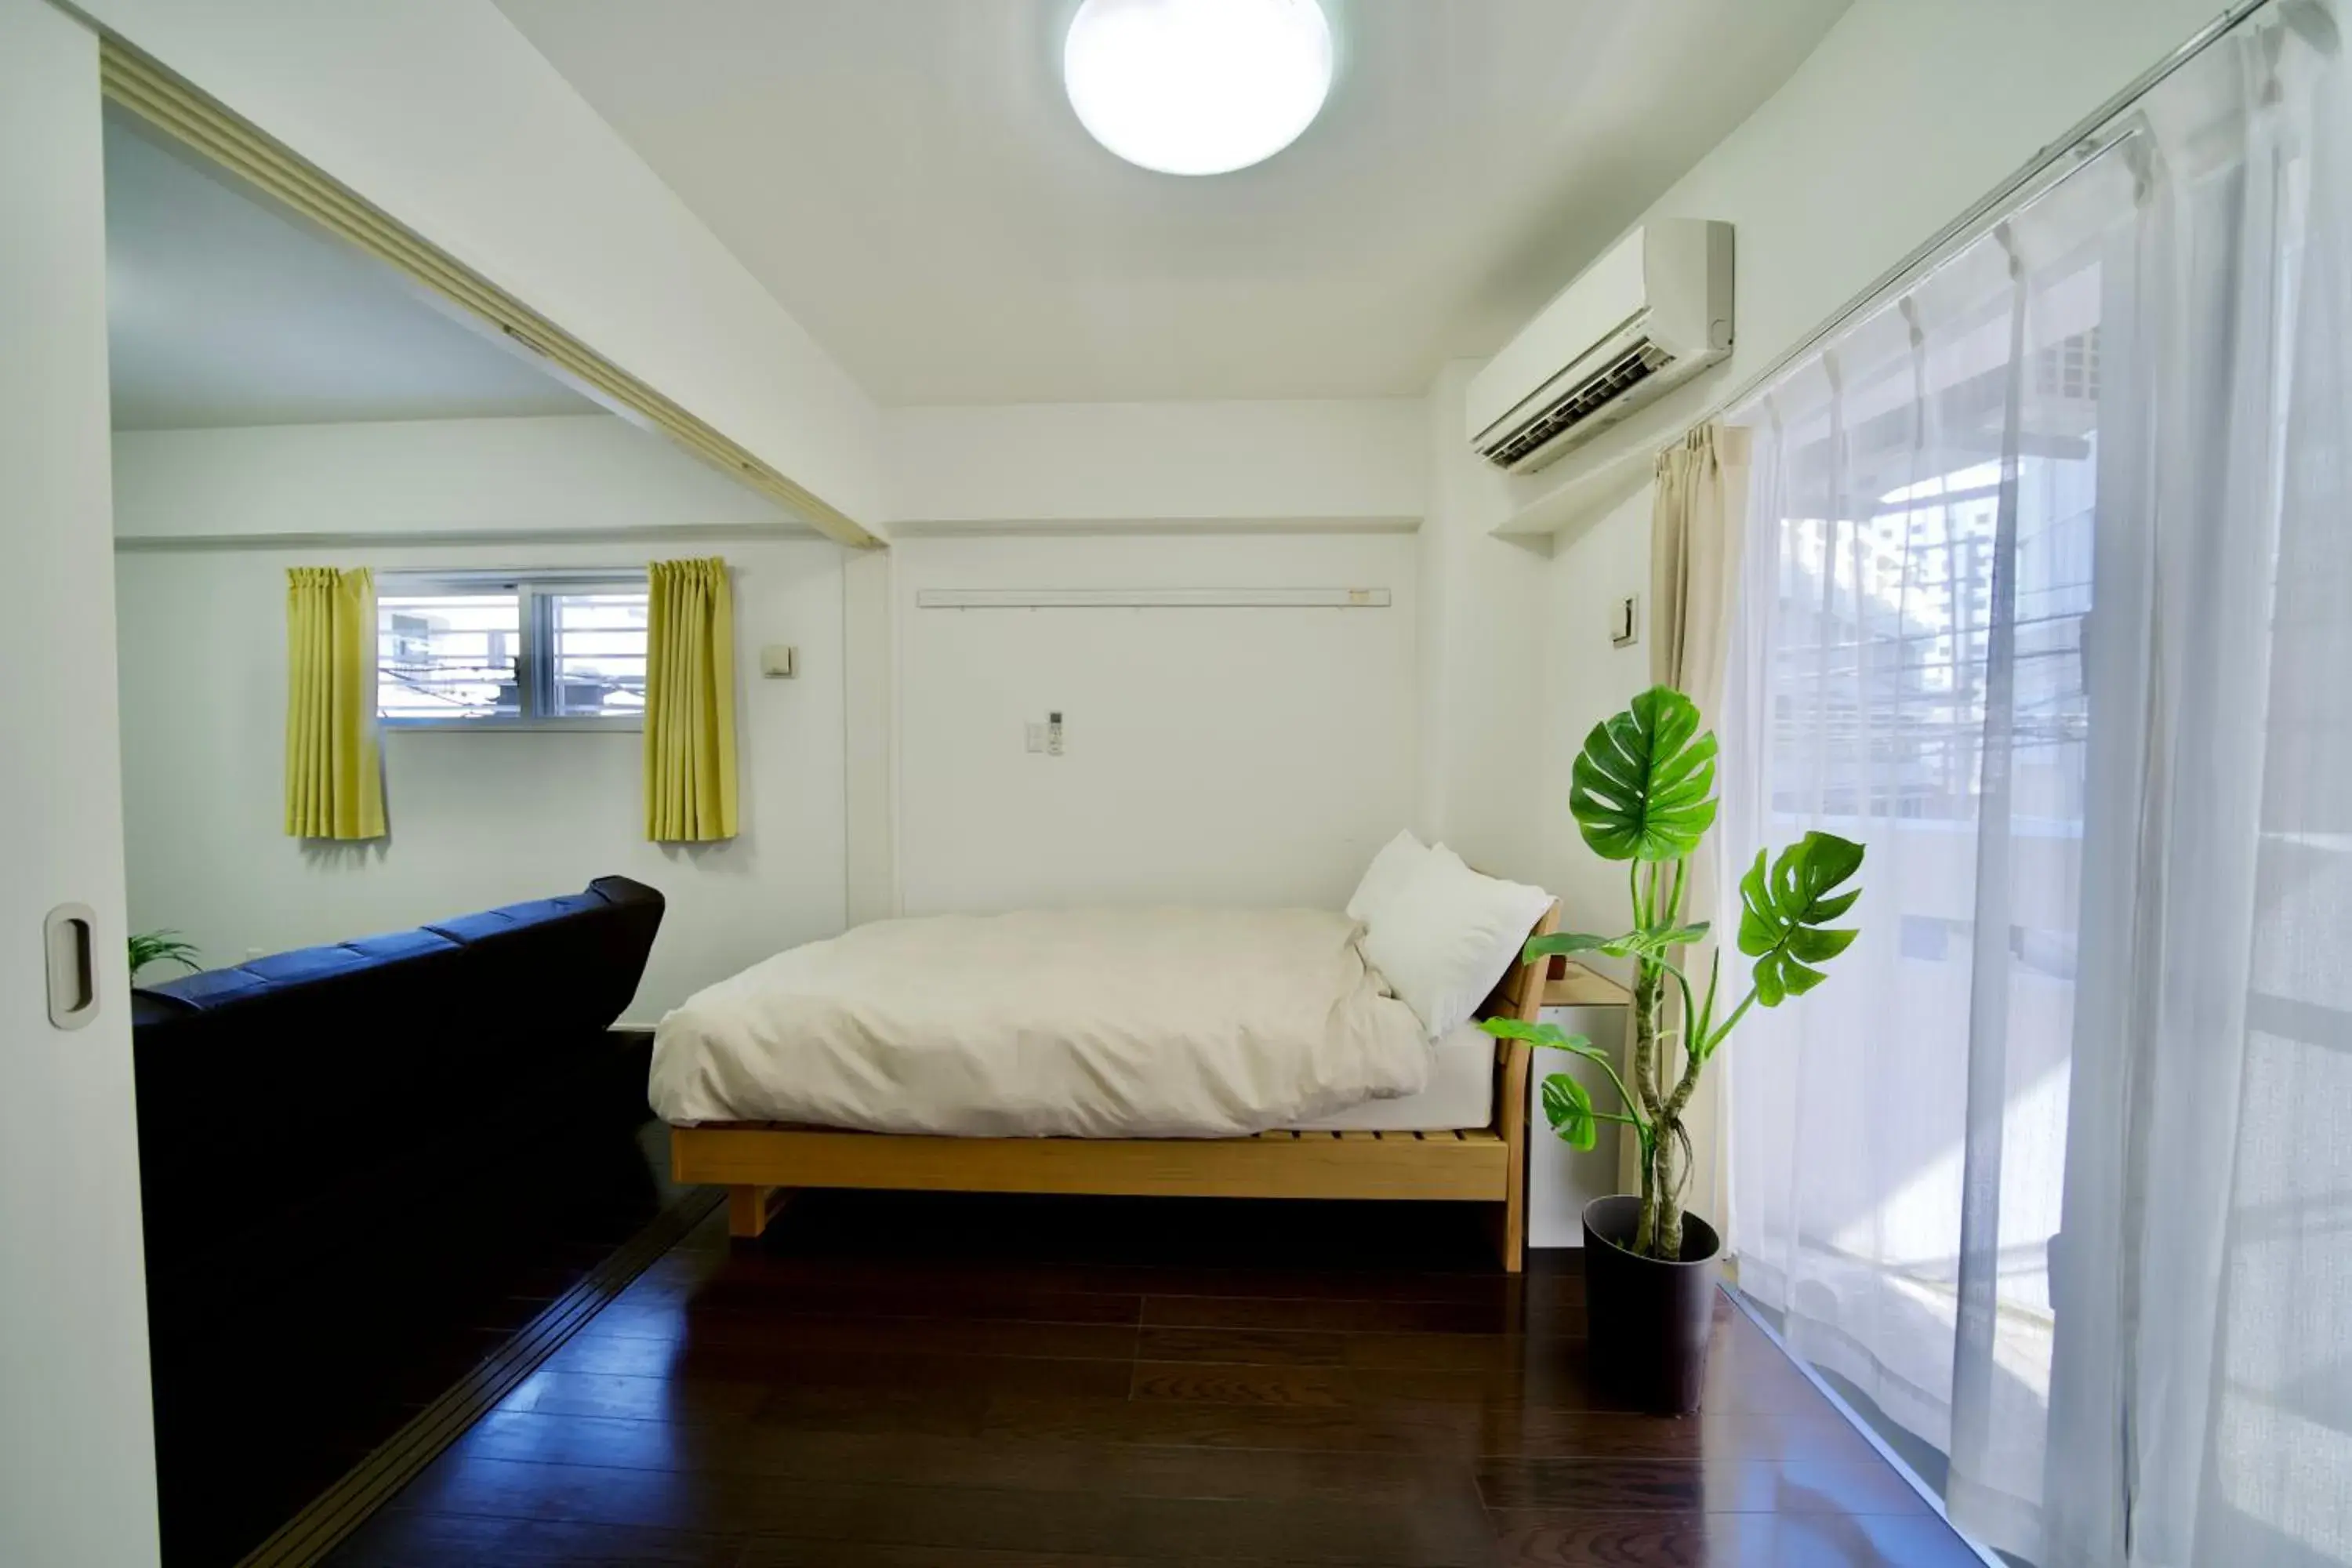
xmin=1287 ymin=1021 xmax=1497 ymax=1132
xmin=649 ymin=907 xmax=1433 ymax=1137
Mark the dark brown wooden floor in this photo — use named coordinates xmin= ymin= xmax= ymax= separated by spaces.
xmin=325 ymin=1189 xmax=1983 ymax=1567
xmin=154 ymin=1102 xmax=684 ymax=1566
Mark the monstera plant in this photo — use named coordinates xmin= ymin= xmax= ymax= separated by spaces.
xmin=1483 ymin=686 xmax=1865 ymax=1265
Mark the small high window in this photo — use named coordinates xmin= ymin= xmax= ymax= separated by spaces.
xmin=376 ymin=574 xmax=648 ymax=728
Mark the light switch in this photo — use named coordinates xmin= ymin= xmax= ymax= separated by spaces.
xmin=759 ymin=644 xmax=798 ymax=678
xmin=1025 ymin=723 xmax=1046 ymax=753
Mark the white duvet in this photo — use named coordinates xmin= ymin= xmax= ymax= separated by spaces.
xmin=648 ymin=908 xmax=1432 ymax=1137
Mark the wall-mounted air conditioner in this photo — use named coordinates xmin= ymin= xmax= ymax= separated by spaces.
xmin=1466 ymin=219 xmax=1733 ymax=474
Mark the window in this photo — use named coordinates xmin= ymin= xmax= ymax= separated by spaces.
xmin=376 ymin=574 xmax=648 ymax=728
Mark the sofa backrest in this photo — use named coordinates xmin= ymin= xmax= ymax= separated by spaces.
xmin=130 ymin=876 xmax=664 ymax=1229
xmin=134 ymin=876 xmax=661 ymax=1029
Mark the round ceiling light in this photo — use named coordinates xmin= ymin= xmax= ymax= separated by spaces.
xmin=1062 ymin=0 xmax=1334 ymax=176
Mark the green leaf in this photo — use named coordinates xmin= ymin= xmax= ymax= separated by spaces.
xmin=1568 ymin=686 xmax=1719 ymax=862
xmin=1541 ymin=1073 xmax=1598 ymax=1150
xmin=1480 ymin=1018 xmax=1595 ymax=1057
xmin=1610 ymin=922 xmax=1711 ymax=960
xmin=1523 ymin=931 xmax=1615 ymax=960
xmin=1737 ymin=833 xmax=1866 ymax=1007
xmin=128 ymin=929 xmax=201 ymax=981
xmin=1527 ymin=922 xmax=1709 ymax=965
xmin=1479 ymin=1018 xmax=1585 ymax=1051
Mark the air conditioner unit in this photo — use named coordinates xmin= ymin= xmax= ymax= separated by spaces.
xmin=1466 ymin=220 xmax=1733 ymax=474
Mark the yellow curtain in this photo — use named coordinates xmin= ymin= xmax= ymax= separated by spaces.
xmin=283 ymin=566 xmax=387 ymax=840
xmin=644 ymin=557 xmax=739 ymax=842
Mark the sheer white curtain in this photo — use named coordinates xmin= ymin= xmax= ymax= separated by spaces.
xmin=1722 ymin=168 xmax=2114 ymax=1558
xmin=2043 ymin=13 xmax=2352 ymax=1566
xmin=1722 ymin=10 xmax=2349 ymax=1564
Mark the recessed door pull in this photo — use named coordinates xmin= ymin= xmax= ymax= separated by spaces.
xmin=44 ymin=903 xmax=98 ymax=1031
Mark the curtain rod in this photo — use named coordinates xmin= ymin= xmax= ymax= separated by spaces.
xmin=1693 ymin=0 xmax=2281 ymax=429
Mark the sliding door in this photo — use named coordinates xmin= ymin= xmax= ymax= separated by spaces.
xmin=1722 ymin=13 xmax=2351 ymax=1566
xmin=0 ymin=3 xmax=161 ymax=1562
xmin=1721 ymin=152 xmax=2121 ymax=1554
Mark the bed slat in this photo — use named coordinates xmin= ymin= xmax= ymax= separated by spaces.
xmin=673 ymin=1124 xmax=1510 ymax=1203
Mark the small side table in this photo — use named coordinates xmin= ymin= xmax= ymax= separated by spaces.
xmin=1523 ymin=963 xmax=1633 ymax=1250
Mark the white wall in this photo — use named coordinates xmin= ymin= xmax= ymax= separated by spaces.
xmin=880 ymin=399 xmax=1430 ymax=917
xmin=886 ymin=399 xmax=1427 ymax=529
xmin=114 ymin=418 xmax=848 ymax=1021
xmin=79 ymin=0 xmax=884 ymax=528
xmin=840 ymin=547 xmax=897 ymax=925
xmin=1416 ymin=362 xmax=1549 ymax=879
xmin=0 ymin=2 xmax=160 ymax=1559
xmin=895 ymin=532 xmax=1418 ymax=914
xmin=111 ymin=415 xmax=795 ymax=543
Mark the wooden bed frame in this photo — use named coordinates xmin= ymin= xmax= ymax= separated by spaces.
xmin=670 ymin=902 xmax=1560 ymax=1273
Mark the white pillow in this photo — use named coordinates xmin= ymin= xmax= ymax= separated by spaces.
xmin=1345 ymin=829 xmax=1434 ymax=928
xmin=1359 ymin=845 xmax=1553 ymax=1040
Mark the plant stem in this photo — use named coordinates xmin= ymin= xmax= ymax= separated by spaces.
xmin=1656 ymin=958 xmax=1700 ymax=1054
xmin=1636 ymin=953 xmax=1672 ymax=1257
xmin=1634 ymin=1126 xmax=1657 ymax=1254
xmin=1693 ymin=949 xmax=1721 ymax=1059
xmin=1629 ymin=946 xmax=1662 ymax=1255
xmin=1628 ymin=855 xmax=1709 ymax=1261
xmin=1565 ymin=1044 xmax=1646 ymax=1138
xmin=1628 ymin=958 xmax=1663 ymax=1121
xmin=1701 ymin=986 xmax=1761 ymax=1061
xmin=1656 ymin=1159 xmax=1686 ymax=1258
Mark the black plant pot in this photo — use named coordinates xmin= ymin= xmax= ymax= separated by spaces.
xmin=1581 ymin=1194 xmax=1722 ymax=1415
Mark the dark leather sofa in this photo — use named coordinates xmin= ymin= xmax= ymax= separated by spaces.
xmin=130 ymin=876 xmax=666 ymax=1563
xmin=131 ymin=874 xmax=665 ymax=1265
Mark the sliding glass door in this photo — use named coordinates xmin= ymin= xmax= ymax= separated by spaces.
xmin=1719 ymin=13 xmax=2351 ymax=1566
xmin=1722 ymin=153 xmax=2118 ymax=1555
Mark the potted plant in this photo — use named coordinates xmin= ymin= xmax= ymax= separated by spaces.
xmin=1483 ymin=685 xmax=1863 ymax=1414
xmin=129 ymin=930 xmax=201 ymax=982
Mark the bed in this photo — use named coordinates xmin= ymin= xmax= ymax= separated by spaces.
xmin=660 ymin=844 xmax=1557 ymax=1271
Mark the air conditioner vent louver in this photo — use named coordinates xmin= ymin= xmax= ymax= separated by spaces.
xmin=1486 ymin=342 xmax=1675 ymax=468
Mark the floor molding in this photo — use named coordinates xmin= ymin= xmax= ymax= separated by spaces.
xmin=233 ymin=1183 xmax=724 ymax=1568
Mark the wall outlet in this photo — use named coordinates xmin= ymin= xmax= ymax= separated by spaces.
xmin=1610 ymin=593 xmax=1639 ymax=648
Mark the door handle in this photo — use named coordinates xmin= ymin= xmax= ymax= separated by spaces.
xmin=44 ymin=903 xmax=97 ymax=1031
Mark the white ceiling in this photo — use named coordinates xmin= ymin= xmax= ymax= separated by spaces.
xmin=493 ymin=0 xmax=1852 ymax=405
xmin=105 ymin=119 xmax=597 ymax=431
